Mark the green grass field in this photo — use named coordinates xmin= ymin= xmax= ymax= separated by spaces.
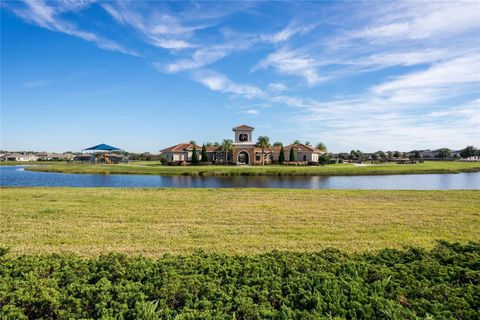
xmin=1 ymin=188 xmax=479 ymax=256
xmin=24 ymin=160 xmax=480 ymax=176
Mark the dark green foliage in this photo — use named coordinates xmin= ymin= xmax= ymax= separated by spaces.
xmin=1 ymin=242 xmax=479 ymax=319
xmin=201 ymin=144 xmax=208 ymax=162
xmin=289 ymin=148 xmax=295 ymax=162
xmin=460 ymin=146 xmax=478 ymax=159
xmin=318 ymin=154 xmax=331 ymax=165
xmin=191 ymin=145 xmax=199 ymax=164
xmin=437 ymin=148 xmax=451 ymax=159
xmin=278 ymin=147 xmax=285 ymax=164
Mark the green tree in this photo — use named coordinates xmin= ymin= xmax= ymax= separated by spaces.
xmin=256 ymin=136 xmax=271 ymax=165
xmin=278 ymin=146 xmax=285 ymax=164
xmin=305 ymin=141 xmax=311 ymax=147
xmin=159 ymin=155 xmax=168 ymax=165
xmin=289 ymin=147 xmax=295 ymax=162
xmin=349 ymin=150 xmax=358 ymax=160
xmin=460 ymin=146 xmax=477 ymax=158
xmin=293 ymin=139 xmax=301 ymax=144
xmin=316 ymin=142 xmax=327 ymax=153
xmin=201 ymin=144 xmax=208 ymax=162
xmin=437 ymin=148 xmax=451 ymax=159
xmin=189 ymin=140 xmax=196 ymax=145
xmin=191 ymin=145 xmax=199 ymax=164
xmin=272 ymin=141 xmax=283 ymax=148
xmin=319 ymin=153 xmax=331 ymax=165
xmin=221 ymin=139 xmax=234 ymax=165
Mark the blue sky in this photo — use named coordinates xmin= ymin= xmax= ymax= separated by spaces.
xmin=1 ymin=0 xmax=479 ymax=153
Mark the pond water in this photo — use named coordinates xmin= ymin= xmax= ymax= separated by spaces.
xmin=1 ymin=166 xmax=479 ymax=189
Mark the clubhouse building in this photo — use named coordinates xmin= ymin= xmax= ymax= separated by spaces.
xmin=160 ymin=125 xmax=323 ymax=165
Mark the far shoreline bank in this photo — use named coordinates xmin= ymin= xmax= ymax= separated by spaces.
xmin=20 ymin=161 xmax=480 ymax=177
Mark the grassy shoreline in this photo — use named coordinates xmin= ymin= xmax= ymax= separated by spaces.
xmin=1 ymin=188 xmax=479 ymax=256
xmin=23 ymin=160 xmax=480 ymax=176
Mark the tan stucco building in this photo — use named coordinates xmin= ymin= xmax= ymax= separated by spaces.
xmin=160 ymin=125 xmax=322 ymax=165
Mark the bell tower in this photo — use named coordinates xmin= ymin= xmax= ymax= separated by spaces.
xmin=233 ymin=125 xmax=254 ymax=144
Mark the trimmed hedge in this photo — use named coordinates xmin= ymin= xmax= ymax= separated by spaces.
xmin=1 ymin=242 xmax=479 ymax=319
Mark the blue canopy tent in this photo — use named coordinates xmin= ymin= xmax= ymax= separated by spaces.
xmin=81 ymin=144 xmax=124 ymax=164
xmin=82 ymin=144 xmax=123 ymax=152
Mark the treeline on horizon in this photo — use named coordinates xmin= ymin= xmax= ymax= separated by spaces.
xmin=1 ymin=241 xmax=479 ymax=319
xmin=2 ymin=145 xmax=479 ymax=162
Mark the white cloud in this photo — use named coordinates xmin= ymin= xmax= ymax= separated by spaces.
xmin=192 ymin=70 xmax=265 ymax=99
xmin=160 ymin=21 xmax=316 ymax=74
xmin=268 ymin=83 xmax=287 ymax=92
xmin=371 ymin=54 xmax=480 ymax=105
xmin=9 ymin=0 xmax=140 ymax=56
xmin=353 ymin=1 xmax=480 ymax=41
xmin=261 ymin=22 xmax=315 ymax=44
xmin=241 ymin=109 xmax=259 ymax=115
xmin=161 ymin=44 xmax=238 ymax=73
xmin=101 ymin=2 xmax=199 ymax=50
xmin=255 ymin=48 xmax=325 ymax=85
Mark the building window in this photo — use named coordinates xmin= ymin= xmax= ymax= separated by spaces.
xmin=303 ymin=155 xmax=307 ymax=161
xmin=256 ymin=154 xmax=261 ymax=161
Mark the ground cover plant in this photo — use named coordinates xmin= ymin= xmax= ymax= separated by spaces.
xmin=25 ymin=161 xmax=480 ymax=176
xmin=1 ymin=241 xmax=479 ymax=319
xmin=1 ymin=188 xmax=479 ymax=256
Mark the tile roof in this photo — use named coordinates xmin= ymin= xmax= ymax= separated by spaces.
xmin=284 ymin=143 xmax=320 ymax=152
xmin=232 ymin=124 xmax=254 ymax=130
xmin=160 ymin=143 xmax=222 ymax=153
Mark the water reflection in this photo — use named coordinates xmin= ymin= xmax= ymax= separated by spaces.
xmin=0 ymin=166 xmax=479 ymax=190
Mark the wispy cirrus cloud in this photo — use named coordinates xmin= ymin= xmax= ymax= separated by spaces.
xmin=240 ymin=109 xmax=259 ymax=115
xmin=254 ymin=48 xmax=326 ymax=85
xmin=6 ymin=0 xmax=140 ymax=56
xmin=101 ymin=2 xmax=204 ymax=50
xmin=370 ymin=54 xmax=480 ymax=105
xmin=351 ymin=1 xmax=480 ymax=42
xmin=159 ymin=21 xmax=316 ymax=73
xmin=192 ymin=69 xmax=265 ymax=99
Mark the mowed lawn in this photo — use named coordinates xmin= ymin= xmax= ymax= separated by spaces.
xmin=1 ymin=188 xmax=479 ymax=256
xmin=26 ymin=160 xmax=480 ymax=176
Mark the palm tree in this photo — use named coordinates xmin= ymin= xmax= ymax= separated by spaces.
xmin=272 ymin=141 xmax=283 ymax=148
xmin=293 ymin=139 xmax=301 ymax=144
xmin=316 ymin=142 xmax=327 ymax=153
xmin=256 ymin=136 xmax=271 ymax=165
xmin=221 ymin=139 xmax=234 ymax=165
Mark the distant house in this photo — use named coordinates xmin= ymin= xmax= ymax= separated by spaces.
xmin=108 ymin=153 xmax=129 ymax=164
xmin=36 ymin=152 xmax=74 ymax=161
xmin=160 ymin=125 xmax=323 ymax=165
xmin=0 ymin=153 xmax=39 ymax=162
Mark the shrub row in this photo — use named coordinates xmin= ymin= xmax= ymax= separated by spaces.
xmin=1 ymin=242 xmax=479 ymax=319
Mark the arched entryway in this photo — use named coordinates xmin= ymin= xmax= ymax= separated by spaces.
xmin=237 ymin=151 xmax=249 ymax=165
